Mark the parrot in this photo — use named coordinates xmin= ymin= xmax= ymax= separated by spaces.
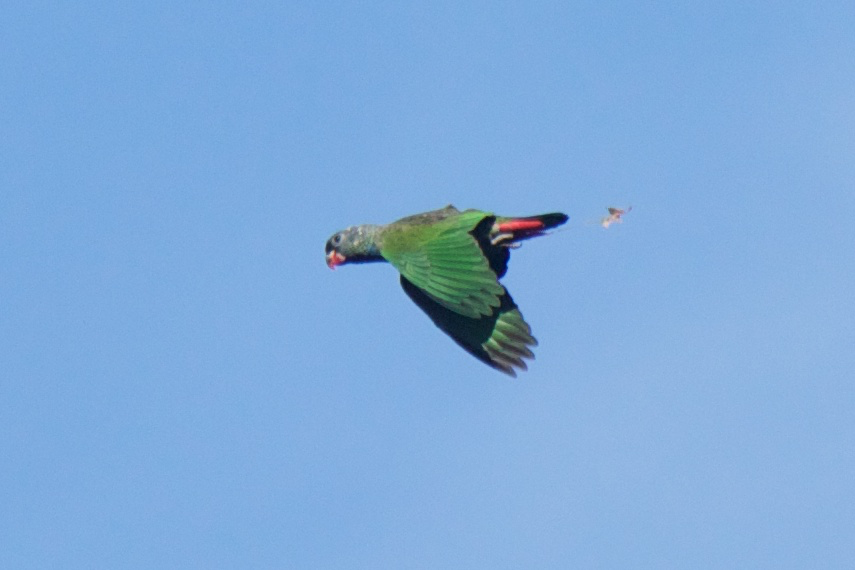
xmin=324 ymin=205 xmax=568 ymax=377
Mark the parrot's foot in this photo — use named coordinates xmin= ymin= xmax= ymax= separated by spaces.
xmin=491 ymin=232 xmax=516 ymax=246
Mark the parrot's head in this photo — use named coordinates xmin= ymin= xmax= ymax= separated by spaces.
xmin=325 ymin=225 xmax=383 ymax=269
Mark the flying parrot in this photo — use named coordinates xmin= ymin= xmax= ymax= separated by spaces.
xmin=324 ymin=205 xmax=568 ymax=377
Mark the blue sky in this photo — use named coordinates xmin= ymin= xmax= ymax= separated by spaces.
xmin=3 ymin=2 xmax=854 ymax=567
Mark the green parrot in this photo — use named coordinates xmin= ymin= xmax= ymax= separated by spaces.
xmin=324 ymin=205 xmax=568 ymax=377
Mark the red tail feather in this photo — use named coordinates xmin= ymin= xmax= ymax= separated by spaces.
xmin=496 ymin=219 xmax=545 ymax=232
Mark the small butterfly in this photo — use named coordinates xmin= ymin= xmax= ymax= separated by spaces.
xmin=601 ymin=206 xmax=632 ymax=228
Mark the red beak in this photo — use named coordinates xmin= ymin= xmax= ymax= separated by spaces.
xmin=326 ymin=251 xmax=346 ymax=269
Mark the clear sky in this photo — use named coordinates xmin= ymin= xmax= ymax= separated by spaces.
xmin=3 ymin=2 xmax=854 ymax=568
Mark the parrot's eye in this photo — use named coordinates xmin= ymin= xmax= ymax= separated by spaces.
xmin=332 ymin=233 xmax=343 ymax=245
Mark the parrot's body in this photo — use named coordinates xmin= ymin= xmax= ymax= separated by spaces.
xmin=324 ymin=205 xmax=567 ymax=377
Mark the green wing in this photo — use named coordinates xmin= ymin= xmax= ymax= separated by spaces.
xmin=381 ymin=211 xmax=505 ymax=319
xmin=401 ymin=277 xmax=537 ymax=377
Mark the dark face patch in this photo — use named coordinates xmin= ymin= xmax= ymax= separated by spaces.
xmin=325 ymin=232 xmax=344 ymax=254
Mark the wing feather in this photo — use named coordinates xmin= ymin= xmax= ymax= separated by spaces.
xmin=381 ymin=211 xmax=504 ymax=318
xmin=400 ymin=276 xmax=537 ymax=377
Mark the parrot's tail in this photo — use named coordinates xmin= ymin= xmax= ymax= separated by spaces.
xmin=494 ymin=212 xmax=568 ymax=243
